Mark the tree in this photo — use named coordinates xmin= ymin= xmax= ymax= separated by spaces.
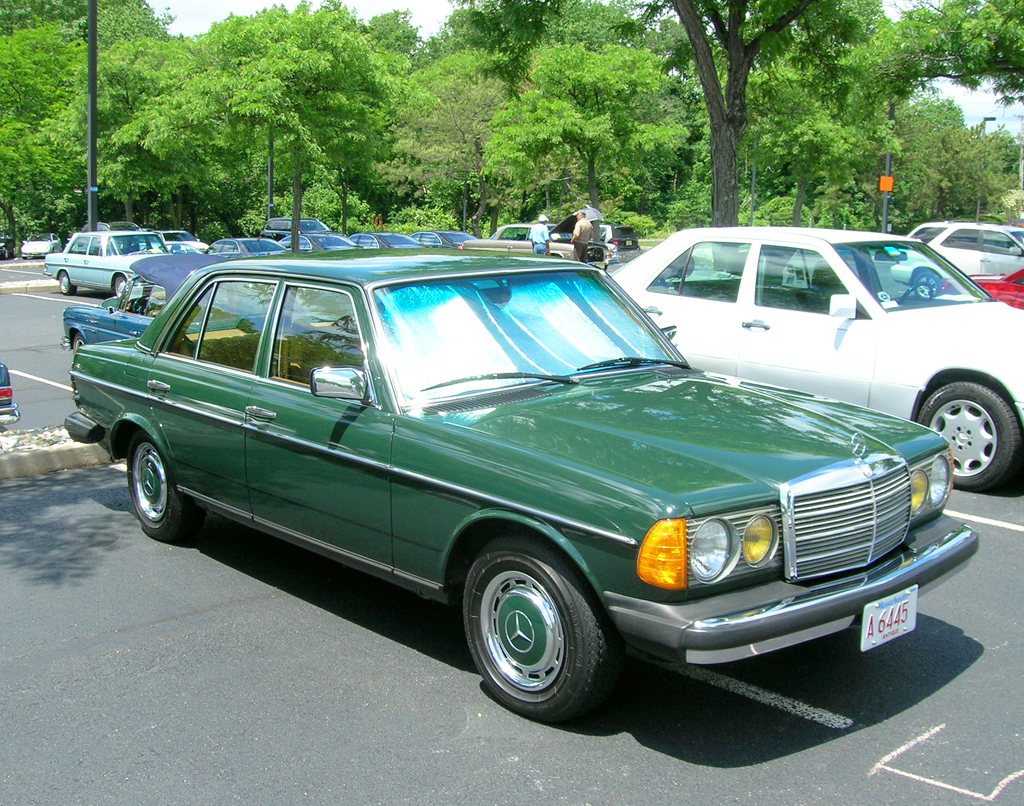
xmin=190 ymin=2 xmax=390 ymax=245
xmin=0 ymin=24 xmax=83 ymax=242
xmin=487 ymin=44 xmax=684 ymax=210
xmin=462 ymin=0 xmax=873 ymax=226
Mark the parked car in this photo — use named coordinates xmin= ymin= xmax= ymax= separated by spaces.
xmin=79 ymin=221 xmax=144 ymax=232
xmin=44 ymin=230 xmax=168 ymax=296
xmin=260 ymin=217 xmax=331 ymax=240
xmin=279 ymin=233 xmax=359 ymax=252
xmin=411 ymin=230 xmax=476 ymax=248
xmin=63 ymin=254 xmax=224 ymax=352
xmin=461 ymin=223 xmax=610 ymax=264
xmin=207 ymin=238 xmax=287 ymax=256
xmin=64 ymin=251 xmax=976 ymax=722
xmin=614 ymin=226 xmax=1024 ymax=491
xmin=597 ymin=223 xmax=642 ymax=264
xmin=973 ymin=266 xmax=1024 ymax=309
xmin=20 ymin=232 xmax=63 ymax=259
xmin=347 ymin=232 xmax=422 ymax=249
xmin=161 ymin=230 xmax=209 ymax=251
xmin=166 ymin=241 xmax=205 ymax=254
xmin=908 ymin=221 xmax=1024 ymax=276
xmin=0 ymin=231 xmax=14 ymax=260
xmin=0 ymin=359 xmax=19 ymax=426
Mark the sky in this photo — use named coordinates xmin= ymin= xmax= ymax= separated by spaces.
xmin=158 ymin=0 xmax=1024 ymax=137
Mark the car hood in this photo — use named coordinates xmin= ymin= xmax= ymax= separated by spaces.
xmin=427 ymin=370 xmax=936 ymax=520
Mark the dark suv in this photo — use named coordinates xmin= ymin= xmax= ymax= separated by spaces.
xmin=260 ymin=218 xmax=331 ymax=240
xmin=0 ymin=231 xmax=14 ymax=260
xmin=598 ymin=224 xmax=641 ymax=264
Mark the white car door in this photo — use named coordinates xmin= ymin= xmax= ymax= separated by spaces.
xmin=735 ymin=243 xmax=876 ymax=407
xmin=627 ymin=239 xmax=752 ymax=375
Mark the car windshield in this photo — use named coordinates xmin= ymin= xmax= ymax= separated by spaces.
xmin=109 ymin=233 xmax=167 ymax=255
xmin=121 ymin=280 xmax=168 ymax=317
xmin=319 ymin=235 xmax=356 ymax=248
xmin=440 ymin=232 xmax=475 ymax=244
xmin=299 ymin=220 xmax=330 ymax=233
xmin=833 ymin=240 xmax=989 ymax=311
xmin=374 ymin=269 xmax=672 ymax=405
xmin=27 ymin=233 xmax=49 ymax=241
xmin=380 ymin=233 xmax=421 ymax=248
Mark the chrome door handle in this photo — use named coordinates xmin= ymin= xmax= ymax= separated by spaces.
xmin=245 ymin=405 xmax=277 ymax=422
xmin=147 ymin=379 xmax=170 ymax=392
xmin=129 ymin=330 xmax=142 ymax=336
xmin=645 ymin=306 xmax=663 ymax=316
xmin=742 ymin=320 xmax=770 ymax=331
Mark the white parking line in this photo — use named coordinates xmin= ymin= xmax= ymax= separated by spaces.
xmin=11 ymin=293 xmax=98 ymax=306
xmin=871 ymin=724 xmax=1024 ymax=801
xmin=682 ymin=665 xmax=855 ymax=729
xmin=8 ymin=369 xmax=73 ymax=392
xmin=945 ymin=510 xmax=1024 ymax=534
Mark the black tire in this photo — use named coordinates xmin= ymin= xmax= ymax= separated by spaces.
xmin=126 ymin=432 xmax=204 ymax=543
xmin=907 ymin=267 xmax=941 ymax=299
xmin=70 ymin=332 xmax=85 ymax=352
xmin=57 ymin=270 xmax=76 ymax=296
xmin=463 ymin=537 xmax=623 ymax=722
xmin=918 ymin=381 xmax=1023 ymax=491
xmin=111 ymin=273 xmax=127 ymax=298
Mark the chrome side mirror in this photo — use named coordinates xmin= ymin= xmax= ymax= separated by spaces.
xmin=310 ymin=367 xmax=368 ymax=402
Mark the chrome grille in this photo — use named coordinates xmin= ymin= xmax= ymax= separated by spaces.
xmin=786 ymin=463 xmax=911 ymax=581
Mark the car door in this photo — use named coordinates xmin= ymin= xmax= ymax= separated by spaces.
xmin=56 ymin=235 xmax=91 ymax=284
xmin=935 ymin=228 xmax=983 ymax=273
xmin=145 ymin=277 xmax=277 ymax=513
xmin=736 ymin=243 xmax=876 ymax=407
xmin=244 ymin=282 xmax=393 ymax=564
xmin=979 ymin=230 xmax=1024 ymax=276
xmin=628 ymin=239 xmax=752 ymax=375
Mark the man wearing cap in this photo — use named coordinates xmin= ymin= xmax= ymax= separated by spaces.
xmin=529 ymin=214 xmax=551 ymax=255
xmin=571 ymin=210 xmax=593 ymax=262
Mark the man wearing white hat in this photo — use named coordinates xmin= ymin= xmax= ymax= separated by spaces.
xmin=529 ymin=214 xmax=551 ymax=255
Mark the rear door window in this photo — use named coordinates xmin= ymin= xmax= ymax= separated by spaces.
xmin=940 ymin=229 xmax=981 ymax=251
xmin=647 ymin=241 xmax=748 ymax=302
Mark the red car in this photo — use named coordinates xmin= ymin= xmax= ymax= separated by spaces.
xmin=0 ymin=359 xmax=19 ymax=426
xmin=974 ymin=268 xmax=1024 ymax=309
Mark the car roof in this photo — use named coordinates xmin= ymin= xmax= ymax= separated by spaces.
xmin=182 ymin=251 xmax=577 ymax=290
xmin=658 ymin=226 xmax=917 ymax=247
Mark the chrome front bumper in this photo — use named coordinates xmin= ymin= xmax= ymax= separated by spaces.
xmin=0 ymin=403 xmax=20 ymax=426
xmin=605 ymin=516 xmax=978 ymax=665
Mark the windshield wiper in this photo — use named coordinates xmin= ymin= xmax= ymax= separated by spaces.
xmin=422 ymin=371 xmax=580 ymax=392
xmin=576 ymin=356 xmax=691 ymax=372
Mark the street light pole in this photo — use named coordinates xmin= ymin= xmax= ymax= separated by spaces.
xmin=86 ymin=0 xmax=98 ymax=231
xmin=976 ymin=116 xmax=996 ymax=223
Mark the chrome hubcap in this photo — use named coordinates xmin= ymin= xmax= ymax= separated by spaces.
xmin=480 ymin=570 xmax=564 ymax=692
xmin=929 ymin=399 xmax=996 ymax=477
xmin=132 ymin=444 xmax=167 ymax=522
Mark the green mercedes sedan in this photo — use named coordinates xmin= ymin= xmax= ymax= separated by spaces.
xmin=64 ymin=251 xmax=977 ymax=722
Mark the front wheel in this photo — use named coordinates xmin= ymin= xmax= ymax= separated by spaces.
xmin=918 ymin=381 xmax=1023 ymax=491
xmin=463 ymin=537 xmax=623 ymax=722
xmin=127 ymin=432 xmax=204 ymax=543
xmin=70 ymin=332 xmax=85 ymax=352
xmin=58 ymin=271 xmax=76 ymax=296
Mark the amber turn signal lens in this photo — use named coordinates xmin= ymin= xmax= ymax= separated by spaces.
xmin=637 ymin=519 xmax=688 ymax=590
xmin=910 ymin=469 xmax=928 ymax=513
xmin=742 ymin=515 xmax=774 ymax=565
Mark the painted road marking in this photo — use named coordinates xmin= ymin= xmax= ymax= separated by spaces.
xmin=681 ymin=665 xmax=855 ymax=729
xmin=871 ymin=724 xmax=1024 ymax=801
xmin=945 ymin=510 xmax=1024 ymax=534
xmin=8 ymin=369 xmax=73 ymax=392
xmin=12 ymin=293 xmax=98 ymax=306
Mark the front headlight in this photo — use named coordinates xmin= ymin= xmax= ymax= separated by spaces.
xmin=910 ymin=450 xmax=953 ymax=521
xmin=690 ymin=518 xmax=735 ymax=582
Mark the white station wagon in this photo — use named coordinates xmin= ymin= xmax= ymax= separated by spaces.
xmin=613 ymin=226 xmax=1024 ymax=491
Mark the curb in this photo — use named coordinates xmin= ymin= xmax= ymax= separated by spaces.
xmin=0 ymin=281 xmax=59 ymax=295
xmin=0 ymin=442 xmax=112 ymax=480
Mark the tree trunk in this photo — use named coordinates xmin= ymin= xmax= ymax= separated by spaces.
xmin=291 ymin=149 xmax=302 ymax=252
xmin=587 ymin=154 xmax=600 ymax=208
xmin=792 ymin=176 xmax=806 ymax=226
xmin=470 ymin=174 xmax=488 ymax=237
xmin=124 ymin=188 xmax=135 ymax=223
xmin=673 ymin=0 xmax=814 ymax=227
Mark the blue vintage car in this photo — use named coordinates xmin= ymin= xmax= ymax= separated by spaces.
xmin=62 ymin=254 xmax=225 ymax=351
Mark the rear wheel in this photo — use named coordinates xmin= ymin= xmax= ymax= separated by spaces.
xmin=918 ymin=381 xmax=1022 ymax=491
xmin=111 ymin=273 xmax=128 ymax=298
xmin=127 ymin=432 xmax=204 ymax=543
xmin=58 ymin=271 xmax=76 ymax=296
xmin=463 ymin=537 xmax=623 ymax=722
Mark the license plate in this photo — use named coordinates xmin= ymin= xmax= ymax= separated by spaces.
xmin=860 ymin=585 xmax=918 ymax=651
